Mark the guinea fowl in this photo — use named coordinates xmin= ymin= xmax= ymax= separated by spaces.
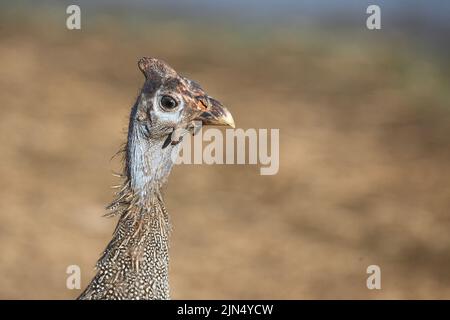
xmin=78 ymin=57 xmax=235 ymax=300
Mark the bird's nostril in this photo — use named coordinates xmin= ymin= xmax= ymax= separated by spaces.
xmin=196 ymin=96 xmax=210 ymax=109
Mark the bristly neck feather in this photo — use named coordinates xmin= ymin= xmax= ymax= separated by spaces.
xmin=78 ymin=101 xmax=180 ymax=300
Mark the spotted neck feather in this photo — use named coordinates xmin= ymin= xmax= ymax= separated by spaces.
xmin=78 ymin=101 xmax=180 ymax=300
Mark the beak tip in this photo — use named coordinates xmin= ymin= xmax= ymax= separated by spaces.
xmin=225 ymin=113 xmax=236 ymax=128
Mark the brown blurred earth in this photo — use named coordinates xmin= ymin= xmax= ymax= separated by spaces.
xmin=1 ymin=10 xmax=450 ymax=299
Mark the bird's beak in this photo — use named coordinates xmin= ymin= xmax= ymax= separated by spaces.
xmin=194 ymin=97 xmax=235 ymax=128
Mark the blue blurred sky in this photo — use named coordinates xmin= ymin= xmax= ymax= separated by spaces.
xmin=6 ymin=0 xmax=450 ymax=50
xmin=71 ymin=0 xmax=450 ymax=51
xmin=77 ymin=0 xmax=450 ymax=25
xmin=9 ymin=1 xmax=449 ymax=29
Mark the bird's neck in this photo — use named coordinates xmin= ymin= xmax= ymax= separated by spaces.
xmin=80 ymin=120 xmax=180 ymax=300
xmin=126 ymin=117 xmax=179 ymax=201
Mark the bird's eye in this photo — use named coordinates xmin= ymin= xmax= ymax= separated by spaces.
xmin=160 ymin=95 xmax=178 ymax=110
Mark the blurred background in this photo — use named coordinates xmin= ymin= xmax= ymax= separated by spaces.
xmin=0 ymin=0 xmax=450 ymax=299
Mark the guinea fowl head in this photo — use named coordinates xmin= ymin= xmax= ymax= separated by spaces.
xmin=125 ymin=57 xmax=235 ymax=196
xmin=79 ymin=57 xmax=235 ymax=300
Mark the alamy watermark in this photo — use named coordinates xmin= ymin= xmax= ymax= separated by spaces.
xmin=66 ymin=5 xmax=81 ymax=30
xmin=366 ymin=5 xmax=381 ymax=30
xmin=366 ymin=265 xmax=381 ymax=290
xmin=170 ymin=122 xmax=280 ymax=176
xmin=66 ymin=265 xmax=81 ymax=289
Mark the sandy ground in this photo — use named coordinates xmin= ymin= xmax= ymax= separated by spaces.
xmin=1 ymin=13 xmax=450 ymax=299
